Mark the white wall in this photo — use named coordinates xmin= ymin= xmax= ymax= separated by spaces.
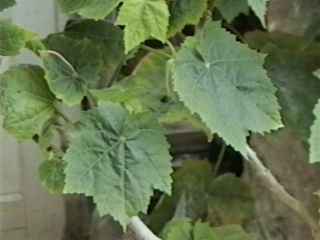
xmin=0 ymin=1 xmax=66 ymax=239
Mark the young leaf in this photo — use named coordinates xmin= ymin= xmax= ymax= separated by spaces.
xmin=0 ymin=0 xmax=16 ymax=12
xmin=41 ymin=35 xmax=104 ymax=105
xmin=310 ymin=100 xmax=320 ymax=163
xmin=39 ymin=156 xmax=66 ymax=194
xmin=63 ymin=103 xmax=172 ymax=228
xmin=215 ymin=0 xmax=249 ymax=23
xmin=117 ymin=0 xmax=170 ymax=53
xmin=172 ymin=22 xmax=282 ymax=154
xmin=0 ymin=65 xmax=56 ymax=139
xmin=0 ymin=19 xmax=35 ymax=56
xmin=247 ymin=0 xmax=269 ymax=27
xmin=168 ymin=0 xmax=207 ymax=36
xmin=57 ymin=0 xmax=121 ymax=19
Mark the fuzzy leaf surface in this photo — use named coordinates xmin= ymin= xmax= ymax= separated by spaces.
xmin=0 ymin=65 xmax=56 ymax=139
xmin=42 ymin=35 xmax=103 ymax=105
xmin=63 ymin=103 xmax=172 ymax=227
xmin=117 ymin=0 xmax=169 ymax=53
xmin=172 ymin=22 xmax=282 ymax=153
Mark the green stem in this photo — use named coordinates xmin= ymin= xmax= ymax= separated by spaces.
xmin=213 ymin=142 xmax=227 ymax=177
xmin=141 ymin=45 xmax=172 ymax=58
xmin=166 ymin=40 xmax=177 ymax=56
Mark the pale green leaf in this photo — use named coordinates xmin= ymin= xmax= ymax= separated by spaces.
xmin=247 ymin=0 xmax=269 ymax=27
xmin=168 ymin=0 xmax=207 ymax=36
xmin=0 ymin=19 xmax=35 ymax=56
xmin=314 ymin=69 xmax=320 ymax=79
xmin=172 ymin=22 xmax=282 ymax=154
xmin=39 ymin=154 xmax=66 ymax=194
xmin=309 ymin=100 xmax=320 ymax=163
xmin=63 ymin=103 xmax=172 ymax=228
xmin=215 ymin=0 xmax=249 ymax=22
xmin=0 ymin=0 xmax=16 ymax=11
xmin=41 ymin=35 xmax=104 ymax=105
xmin=117 ymin=0 xmax=170 ymax=53
xmin=0 ymin=65 xmax=56 ymax=139
xmin=57 ymin=0 xmax=120 ymax=19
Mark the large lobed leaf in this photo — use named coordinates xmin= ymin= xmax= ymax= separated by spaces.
xmin=41 ymin=34 xmax=104 ymax=106
xmin=117 ymin=0 xmax=169 ymax=53
xmin=172 ymin=22 xmax=282 ymax=154
xmin=63 ymin=103 xmax=172 ymax=228
xmin=0 ymin=65 xmax=56 ymax=139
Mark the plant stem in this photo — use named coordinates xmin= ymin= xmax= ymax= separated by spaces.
xmin=129 ymin=217 xmax=161 ymax=240
xmin=245 ymin=146 xmax=320 ymax=240
xmin=166 ymin=41 xmax=177 ymax=56
xmin=213 ymin=142 xmax=227 ymax=177
xmin=141 ymin=45 xmax=172 ymax=58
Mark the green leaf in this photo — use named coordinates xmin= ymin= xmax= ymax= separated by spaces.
xmin=162 ymin=219 xmax=193 ymax=240
xmin=207 ymin=174 xmax=255 ymax=225
xmin=39 ymin=154 xmax=66 ymax=194
xmin=0 ymin=19 xmax=35 ymax=56
xmin=65 ymin=19 xmax=125 ymax=87
xmin=172 ymin=22 xmax=282 ymax=154
xmin=92 ymin=53 xmax=169 ymax=113
xmin=41 ymin=35 xmax=104 ymax=105
xmin=117 ymin=0 xmax=170 ymax=53
xmin=247 ymin=0 xmax=269 ymax=27
xmin=309 ymin=100 xmax=320 ymax=164
xmin=246 ymin=31 xmax=320 ymax=145
xmin=63 ymin=103 xmax=172 ymax=228
xmin=163 ymin=220 xmax=253 ymax=240
xmin=314 ymin=69 xmax=320 ymax=79
xmin=168 ymin=0 xmax=207 ymax=36
xmin=57 ymin=0 xmax=121 ymax=19
xmin=162 ymin=220 xmax=218 ymax=240
xmin=0 ymin=65 xmax=56 ymax=139
xmin=148 ymin=160 xmax=212 ymax=233
xmin=0 ymin=0 xmax=16 ymax=11
xmin=215 ymin=0 xmax=249 ymax=23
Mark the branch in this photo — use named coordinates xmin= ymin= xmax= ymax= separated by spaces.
xmin=244 ymin=146 xmax=320 ymax=240
xmin=129 ymin=217 xmax=162 ymax=240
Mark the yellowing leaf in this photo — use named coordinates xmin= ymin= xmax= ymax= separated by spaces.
xmin=63 ymin=103 xmax=172 ymax=228
xmin=172 ymin=22 xmax=282 ymax=154
xmin=0 ymin=65 xmax=56 ymax=139
xmin=117 ymin=0 xmax=169 ymax=53
xmin=0 ymin=19 xmax=35 ymax=56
